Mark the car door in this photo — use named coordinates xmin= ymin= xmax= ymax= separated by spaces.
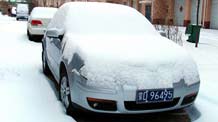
xmin=46 ymin=32 xmax=62 ymax=78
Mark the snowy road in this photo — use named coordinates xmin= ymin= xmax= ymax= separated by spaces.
xmin=182 ymin=28 xmax=218 ymax=122
xmin=0 ymin=15 xmax=218 ymax=122
xmin=0 ymin=15 xmax=74 ymax=122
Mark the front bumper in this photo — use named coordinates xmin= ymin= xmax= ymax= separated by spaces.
xmin=69 ymin=72 xmax=200 ymax=114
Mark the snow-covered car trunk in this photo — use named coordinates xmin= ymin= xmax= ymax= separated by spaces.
xmin=28 ymin=7 xmax=57 ymax=33
xmin=63 ymin=34 xmax=200 ymax=90
xmin=30 ymin=7 xmax=57 ymax=28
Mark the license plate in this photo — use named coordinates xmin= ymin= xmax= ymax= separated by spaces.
xmin=136 ymin=89 xmax=174 ymax=104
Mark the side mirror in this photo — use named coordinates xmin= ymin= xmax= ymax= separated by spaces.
xmin=46 ymin=28 xmax=64 ymax=39
xmin=46 ymin=29 xmax=59 ymax=38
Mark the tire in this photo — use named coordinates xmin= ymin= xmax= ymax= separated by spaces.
xmin=59 ymin=69 xmax=74 ymax=115
xmin=16 ymin=18 xmax=19 ymax=21
xmin=42 ymin=50 xmax=51 ymax=76
xmin=27 ymin=30 xmax=34 ymax=41
xmin=27 ymin=30 xmax=30 ymax=39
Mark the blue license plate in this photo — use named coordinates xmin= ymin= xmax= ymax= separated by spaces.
xmin=136 ymin=89 xmax=174 ymax=104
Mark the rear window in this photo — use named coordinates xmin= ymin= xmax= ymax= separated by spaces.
xmin=17 ymin=4 xmax=28 ymax=11
xmin=64 ymin=3 xmax=158 ymax=36
xmin=31 ymin=7 xmax=57 ymax=18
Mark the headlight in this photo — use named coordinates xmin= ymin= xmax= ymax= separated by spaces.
xmin=71 ymin=66 xmax=87 ymax=86
xmin=76 ymin=65 xmax=117 ymax=94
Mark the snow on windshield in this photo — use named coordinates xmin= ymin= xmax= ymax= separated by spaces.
xmin=63 ymin=2 xmax=158 ymax=35
xmin=17 ymin=4 xmax=28 ymax=11
xmin=31 ymin=7 xmax=57 ymax=18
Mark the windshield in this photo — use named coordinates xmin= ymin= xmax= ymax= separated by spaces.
xmin=65 ymin=4 xmax=158 ymax=36
xmin=17 ymin=4 xmax=28 ymax=11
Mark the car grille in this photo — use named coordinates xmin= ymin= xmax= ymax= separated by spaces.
xmin=124 ymin=98 xmax=180 ymax=111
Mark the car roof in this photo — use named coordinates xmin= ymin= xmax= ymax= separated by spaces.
xmin=49 ymin=2 xmax=158 ymax=35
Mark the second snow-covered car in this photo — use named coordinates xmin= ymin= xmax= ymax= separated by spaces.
xmin=27 ymin=7 xmax=57 ymax=41
xmin=16 ymin=3 xmax=29 ymax=20
xmin=42 ymin=2 xmax=200 ymax=114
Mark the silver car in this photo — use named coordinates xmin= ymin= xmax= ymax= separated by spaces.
xmin=42 ymin=2 xmax=200 ymax=115
xmin=27 ymin=7 xmax=57 ymax=41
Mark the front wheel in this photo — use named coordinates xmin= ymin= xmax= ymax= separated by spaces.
xmin=60 ymin=70 xmax=74 ymax=115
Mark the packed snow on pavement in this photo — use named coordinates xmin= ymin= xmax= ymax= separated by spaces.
xmin=181 ymin=28 xmax=218 ymax=122
xmin=0 ymin=15 xmax=75 ymax=122
xmin=0 ymin=14 xmax=218 ymax=122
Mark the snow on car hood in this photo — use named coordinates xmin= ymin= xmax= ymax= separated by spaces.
xmin=63 ymin=34 xmax=200 ymax=90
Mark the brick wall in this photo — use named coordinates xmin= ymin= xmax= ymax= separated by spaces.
xmin=151 ymin=0 xmax=174 ymax=25
xmin=0 ymin=1 xmax=10 ymax=15
xmin=32 ymin=0 xmax=128 ymax=7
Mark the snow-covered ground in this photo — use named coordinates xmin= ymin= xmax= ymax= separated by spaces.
xmin=0 ymin=15 xmax=75 ymax=122
xmin=181 ymin=28 xmax=218 ymax=122
xmin=0 ymin=14 xmax=218 ymax=122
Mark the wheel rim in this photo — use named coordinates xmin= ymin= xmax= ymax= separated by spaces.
xmin=60 ymin=76 xmax=70 ymax=108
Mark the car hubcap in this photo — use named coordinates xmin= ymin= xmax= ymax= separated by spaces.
xmin=60 ymin=76 xmax=70 ymax=108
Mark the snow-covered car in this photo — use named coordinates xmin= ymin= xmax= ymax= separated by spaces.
xmin=27 ymin=7 xmax=57 ymax=41
xmin=16 ymin=4 xmax=29 ymax=20
xmin=42 ymin=2 xmax=200 ymax=114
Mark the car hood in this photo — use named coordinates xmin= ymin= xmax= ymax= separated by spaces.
xmin=63 ymin=34 xmax=200 ymax=90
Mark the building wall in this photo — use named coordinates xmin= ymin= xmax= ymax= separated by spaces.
xmin=169 ymin=0 xmax=175 ymax=23
xmin=210 ymin=0 xmax=218 ymax=29
xmin=152 ymin=0 xmax=167 ymax=24
xmin=1 ymin=0 xmax=217 ymax=29
xmin=0 ymin=1 xmax=9 ymax=14
xmin=151 ymin=0 xmax=174 ymax=25
xmin=32 ymin=0 xmax=127 ymax=7
xmin=173 ymin=0 xmax=217 ymax=29
xmin=191 ymin=0 xmax=203 ymax=25
xmin=174 ymin=0 xmax=185 ymax=26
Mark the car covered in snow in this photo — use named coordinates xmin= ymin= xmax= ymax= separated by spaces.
xmin=16 ymin=3 xmax=29 ymax=20
xmin=42 ymin=2 xmax=200 ymax=114
xmin=27 ymin=7 xmax=57 ymax=41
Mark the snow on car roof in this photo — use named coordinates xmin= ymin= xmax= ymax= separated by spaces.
xmin=51 ymin=2 xmax=159 ymax=35
xmin=17 ymin=4 xmax=28 ymax=9
xmin=17 ymin=4 xmax=28 ymax=12
xmin=31 ymin=7 xmax=57 ymax=19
